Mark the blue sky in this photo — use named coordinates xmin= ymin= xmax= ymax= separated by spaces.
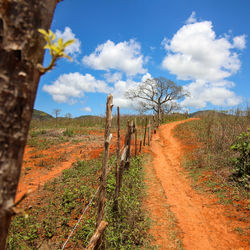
xmin=35 ymin=0 xmax=250 ymax=117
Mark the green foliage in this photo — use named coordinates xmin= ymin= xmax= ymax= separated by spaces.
xmin=7 ymin=156 xmax=151 ymax=249
xmin=38 ymin=29 xmax=74 ymax=73
xmin=230 ymin=130 xmax=250 ymax=188
xmin=32 ymin=109 xmax=53 ymax=120
xmin=104 ymin=156 xmax=151 ymax=249
xmin=63 ymin=128 xmax=74 ymax=137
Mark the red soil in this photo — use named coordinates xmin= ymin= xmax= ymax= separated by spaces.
xmin=15 ymin=132 xmax=119 ymax=203
xmin=145 ymin=119 xmax=249 ymax=250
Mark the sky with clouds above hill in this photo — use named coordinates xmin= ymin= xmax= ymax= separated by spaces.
xmin=35 ymin=0 xmax=250 ymax=117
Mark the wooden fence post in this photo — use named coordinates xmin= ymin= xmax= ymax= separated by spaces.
xmin=117 ymin=145 xmax=128 ymax=195
xmin=95 ymin=94 xmax=113 ymax=248
xmin=134 ymin=119 xmax=137 ymax=157
xmin=143 ymin=118 xmax=147 ymax=146
xmin=139 ymin=118 xmax=143 ymax=152
xmin=125 ymin=121 xmax=132 ymax=169
xmin=114 ymin=107 xmax=120 ymax=212
xmin=86 ymin=221 xmax=108 ymax=250
xmin=153 ymin=115 xmax=157 ymax=134
xmin=148 ymin=119 xmax=151 ymax=146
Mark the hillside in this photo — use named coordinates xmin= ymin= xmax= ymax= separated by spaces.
xmin=189 ymin=110 xmax=228 ymax=118
xmin=32 ymin=109 xmax=53 ymax=120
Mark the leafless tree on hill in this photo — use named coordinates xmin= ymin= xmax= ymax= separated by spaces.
xmin=126 ymin=77 xmax=187 ymax=126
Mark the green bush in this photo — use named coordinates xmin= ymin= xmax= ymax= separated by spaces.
xmin=230 ymin=130 xmax=250 ymax=188
xmin=63 ymin=128 xmax=74 ymax=137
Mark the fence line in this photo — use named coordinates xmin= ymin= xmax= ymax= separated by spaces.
xmin=61 ymin=186 xmax=100 ymax=250
xmin=61 ymin=98 xmax=154 ymax=248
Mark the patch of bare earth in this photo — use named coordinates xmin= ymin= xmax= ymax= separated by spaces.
xmin=144 ymin=119 xmax=248 ymax=250
xmin=15 ymin=132 xmax=115 ymax=204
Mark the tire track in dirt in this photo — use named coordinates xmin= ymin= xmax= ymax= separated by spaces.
xmin=147 ymin=119 xmax=246 ymax=250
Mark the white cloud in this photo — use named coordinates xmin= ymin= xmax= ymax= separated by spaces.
xmin=233 ymin=35 xmax=246 ymax=50
xmin=141 ymin=72 xmax=152 ymax=82
xmin=55 ymin=27 xmax=81 ymax=57
xmin=161 ymin=18 xmax=246 ymax=108
xmin=181 ymin=80 xmax=242 ymax=108
xmin=82 ymin=107 xmax=91 ymax=112
xmin=104 ymin=72 xmax=122 ymax=83
xmin=162 ymin=21 xmax=242 ymax=81
xmin=186 ymin=11 xmax=197 ymax=24
xmin=82 ymin=39 xmax=147 ymax=76
xmin=43 ymin=72 xmax=112 ymax=103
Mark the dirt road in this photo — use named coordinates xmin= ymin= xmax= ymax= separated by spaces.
xmin=146 ymin=119 xmax=246 ymax=250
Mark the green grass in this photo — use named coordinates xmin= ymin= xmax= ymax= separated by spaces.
xmin=7 ymin=155 xmax=152 ymax=249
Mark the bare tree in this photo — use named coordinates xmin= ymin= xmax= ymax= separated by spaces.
xmin=126 ymin=77 xmax=186 ymax=126
xmin=0 ymin=1 xmax=59 ymax=247
xmin=53 ymin=108 xmax=61 ymax=127
xmin=53 ymin=108 xmax=61 ymax=118
xmin=65 ymin=112 xmax=72 ymax=119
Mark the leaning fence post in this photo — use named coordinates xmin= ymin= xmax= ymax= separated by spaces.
xmin=86 ymin=221 xmax=108 ymax=250
xmin=95 ymin=94 xmax=113 ymax=248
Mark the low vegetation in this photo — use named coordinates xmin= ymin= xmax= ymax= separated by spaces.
xmin=175 ymin=110 xmax=249 ymax=234
xmin=7 ymin=155 xmax=152 ymax=249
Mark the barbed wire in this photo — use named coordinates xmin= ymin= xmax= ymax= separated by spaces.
xmin=61 ymin=186 xmax=100 ymax=250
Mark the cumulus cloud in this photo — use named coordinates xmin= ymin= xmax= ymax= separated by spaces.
xmin=82 ymin=39 xmax=147 ymax=76
xmin=181 ymin=80 xmax=242 ymax=108
xmin=55 ymin=27 xmax=81 ymax=57
xmin=43 ymin=72 xmax=112 ymax=103
xmin=186 ymin=11 xmax=197 ymax=24
xmin=233 ymin=35 xmax=246 ymax=50
xmin=82 ymin=107 xmax=91 ymax=112
xmin=104 ymin=72 xmax=122 ymax=83
xmin=162 ymin=16 xmax=246 ymax=108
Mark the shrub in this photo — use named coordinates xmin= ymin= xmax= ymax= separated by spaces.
xmin=63 ymin=128 xmax=74 ymax=137
xmin=230 ymin=129 xmax=250 ymax=188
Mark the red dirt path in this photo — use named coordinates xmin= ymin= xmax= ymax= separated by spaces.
xmin=145 ymin=119 xmax=249 ymax=250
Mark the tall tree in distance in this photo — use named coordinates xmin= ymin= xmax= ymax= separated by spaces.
xmin=53 ymin=108 xmax=61 ymax=127
xmin=126 ymin=77 xmax=186 ymax=126
xmin=0 ymin=1 xmax=59 ymax=247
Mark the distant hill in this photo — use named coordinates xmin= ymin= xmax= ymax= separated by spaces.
xmin=76 ymin=115 xmax=102 ymax=119
xmin=32 ymin=109 xmax=53 ymax=120
xmin=189 ymin=110 xmax=228 ymax=118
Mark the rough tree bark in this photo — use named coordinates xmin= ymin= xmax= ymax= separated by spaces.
xmin=0 ymin=1 xmax=58 ymax=248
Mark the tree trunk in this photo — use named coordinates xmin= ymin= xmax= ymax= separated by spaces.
xmin=157 ymin=105 xmax=161 ymax=127
xmin=0 ymin=1 xmax=58 ymax=248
